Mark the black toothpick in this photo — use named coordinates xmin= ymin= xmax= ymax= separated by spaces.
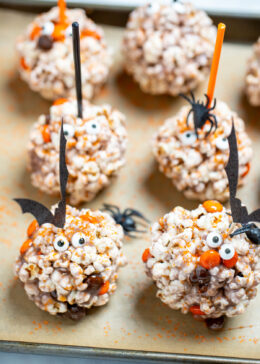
xmin=72 ymin=22 xmax=83 ymax=119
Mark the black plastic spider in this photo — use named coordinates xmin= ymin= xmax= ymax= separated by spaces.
xmin=102 ymin=204 xmax=149 ymax=238
xmin=180 ymin=92 xmax=217 ymax=138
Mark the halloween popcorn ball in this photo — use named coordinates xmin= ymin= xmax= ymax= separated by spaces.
xmin=245 ymin=37 xmax=260 ymax=106
xmin=144 ymin=125 xmax=260 ymax=330
xmin=122 ymin=1 xmax=216 ymax=96
xmin=28 ymin=98 xmax=127 ymax=205
xmin=16 ymin=0 xmax=111 ymax=100
xmin=152 ymin=96 xmax=252 ymax=202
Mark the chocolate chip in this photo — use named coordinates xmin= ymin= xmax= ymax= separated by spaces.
xmin=67 ymin=304 xmax=86 ymax=320
xmin=37 ymin=35 xmax=53 ymax=51
xmin=85 ymin=275 xmax=104 ymax=293
xmin=190 ymin=266 xmax=211 ymax=286
xmin=205 ymin=316 xmax=225 ymax=331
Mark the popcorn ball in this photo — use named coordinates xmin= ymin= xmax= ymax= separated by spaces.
xmin=153 ymin=99 xmax=252 ymax=202
xmin=245 ymin=37 xmax=260 ymax=106
xmin=122 ymin=1 xmax=216 ymax=96
xmin=143 ymin=201 xmax=260 ymax=328
xmin=28 ymin=98 xmax=127 ymax=205
xmin=15 ymin=205 xmax=127 ymax=319
xmin=16 ymin=4 xmax=111 ymax=100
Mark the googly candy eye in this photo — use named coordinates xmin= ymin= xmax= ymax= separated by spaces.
xmin=53 ymin=236 xmax=69 ymax=252
xmin=206 ymin=232 xmax=223 ymax=248
xmin=179 ymin=131 xmax=197 ymax=146
xmin=42 ymin=22 xmax=54 ymax=36
xmin=85 ymin=121 xmax=101 ymax=135
xmin=215 ymin=136 xmax=228 ymax=150
xmin=63 ymin=124 xmax=75 ymax=138
xmin=219 ymin=244 xmax=238 ymax=268
xmin=65 ymin=25 xmax=73 ymax=37
xmin=72 ymin=232 xmax=88 ymax=248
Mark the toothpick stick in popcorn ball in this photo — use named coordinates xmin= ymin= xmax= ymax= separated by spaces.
xmin=72 ymin=22 xmax=83 ymax=118
xmin=58 ymin=0 xmax=67 ymax=24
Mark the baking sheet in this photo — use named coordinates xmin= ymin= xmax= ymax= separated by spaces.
xmin=0 ymin=8 xmax=260 ymax=362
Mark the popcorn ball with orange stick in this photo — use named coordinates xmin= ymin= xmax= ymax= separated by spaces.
xmin=144 ymin=123 xmax=260 ymax=330
xmin=153 ymin=24 xmax=253 ymax=202
xmin=16 ymin=0 xmax=111 ymax=101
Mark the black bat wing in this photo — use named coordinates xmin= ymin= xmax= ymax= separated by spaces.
xmin=14 ymin=198 xmax=54 ymax=226
xmin=247 ymin=208 xmax=260 ymax=223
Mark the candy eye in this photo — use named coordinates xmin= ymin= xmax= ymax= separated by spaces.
xmin=63 ymin=124 xmax=75 ymax=138
xmin=65 ymin=25 xmax=73 ymax=37
xmin=85 ymin=121 xmax=100 ymax=135
xmin=215 ymin=136 xmax=228 ymax=150
xmin=72 ymin=232 xmax=88 ymax=248
xmin=53 ymin=236 xmax=69 ymax=252
xmin=206 ymin=232 xmax=223 ymax=248
xmin=42 ymin=22 xmax=54 ymax=36
xmin=219 ymin=244 xmax=235 ymax=260
xmin=179 ymin=131 xmax=197 ymax=146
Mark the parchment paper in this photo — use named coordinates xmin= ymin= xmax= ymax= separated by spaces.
xmin=0 ymin=8 xmax=260 ymax=360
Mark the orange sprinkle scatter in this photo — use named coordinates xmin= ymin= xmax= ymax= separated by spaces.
xmin=189 ymin=305 xmax=205 ymax=315
xmin=20 ymin=239 xmax=32 ymax=255
xmin=30 ymin=24 xmax=41 ymax=40
xmin=99 ymin=281 xmax=109 ymax=295
xmin=40 ymin=125 xmax=51 ymax=143
xmin=142 ymin=248 xmax=151 ymax=263
xmin=20 ymin=57 xmax=30 ymax=71
xmin=27 ymin=219 xmax=38 ymax=237
xmin=52 ymin=23 xmax=67 ymax=41
xmin=53 ymin=98 xmax=68 ymax=106
xmin=81 ymin=211 xmax=103 ymax=224
xmin=222 ymin=251 xmax=238 ymax=268
xmin=202 ymin=200 xmax=223 ymax=213
xmin=242 ymin=163 xmax=250 ymax=178
xmin=200 ymin=250 xmax=221 ymax=269
xmin=81 ymin=29 xmax=101 ymax=40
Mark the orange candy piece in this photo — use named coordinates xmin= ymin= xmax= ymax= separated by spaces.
xmin=222 ymin=251 xmax=238 ymax=268
xmin=30 ymin=24 xmax=41 ymax=40
xmin=20 ymin=57 xmax=30 ymax=71
xmin=27 ymin=219 xmax=38 ymax=237
xmin=241 ymin=163 xmax=251 ymax=178
xmin=202 ymin=200 xmax=223 ymax=213
xmin=41 ymin=125 xmax=51 ymax=143
xmin=81 ymin=29 xmax=101 ymax=40
xmin=53 ymin=98 xmax=68 ymax=106
xmin=189 ymin=305 xmax=205 ymax=316
xmin=52 ymin=23 xmax=67 ymax=41
xmin=99 ymin=281 xmax=109 ymax=295
xmin=142 ymin=248 xmax=151 ymax=263
xmin=200 ymin=250 xmax=221 ymax=270
xmin=20 ymin=239 xmax=32 ymax=255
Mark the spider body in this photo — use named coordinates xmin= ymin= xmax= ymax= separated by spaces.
xmin=102 ymin=204 xmax=149 ymax=238
xmin=180 ymin=92 xmax=217 ymax=138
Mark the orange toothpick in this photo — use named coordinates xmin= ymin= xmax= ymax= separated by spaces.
xmin=58 ymin=0 xmax=67 ymax=24
xmin=207 ymin=23 xmax=226 ymax=107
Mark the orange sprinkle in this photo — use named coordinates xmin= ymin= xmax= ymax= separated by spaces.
xmin=203 ymin=200 xmax=223 ymax=213
xmin=40 ymin=125 xmax=51 ymax=143
xmin=53 ymin=98 xmax=68 ymax=106
xmin=99 ymin=281 xmax=109 ymax=295
xmin=80 ymin=29 xmax=101 ymax=40
xmin=200 ymin=250 xmax=221 ymax=269
xmin=30 ymin=24 xmax=41 ymax=40
xmin=222 ymin=251 xmax=238 ymax=268
xmin=52 ymin=23 xmax=67 ymax=41
xmin=27 ymin=219 xmax=38 ymax=237
xmin=189 ymin=305 xmax=205 ymax=315
xmin=20 ymin=239 xmax=32 ymax=255
xmin=20 ymin=57 xmax=30 ymax=71
xmin=242 ymin=163 xmax=250 ymax=178
xmin=81 ymin=211 xmax=103 ymax=224
xmin=142 ymin=248 xmax=151 ymax=263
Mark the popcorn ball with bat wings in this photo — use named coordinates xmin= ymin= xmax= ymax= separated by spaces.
xmin=144 ymin=123 xmax=260 ymax=330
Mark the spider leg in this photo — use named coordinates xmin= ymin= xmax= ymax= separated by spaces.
xmin=209 ymin=113 xmax=218 ymax=133
xmin=208 ymin=98 xmax=216 ymax=111
xmin=186 ymin=108 xmax=193 ymax=128
xmin=124 ymin=208 xmax=150 ymax=223
xmin=102 ymin=204 xmax=120 ymax=215
xmin=179 ymin=93 xmax=192 ymax=105
xmin=204 ymin=94 xmax=210 ymax=108
xmin=205 ymin=119 xmax=214 ymax=137
xmin=190 ymin=91 xmax=195 ymax=102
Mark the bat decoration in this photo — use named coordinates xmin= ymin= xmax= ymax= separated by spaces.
xmin=225 ymin=121 xmax=260 ymax=244
xmin=14 ymin=121 xmax=69 ymax=229
xmin=179 ymin=92 xmax=217 ymax=138
xmin=102 ymin=204 xmax=150 ymax=238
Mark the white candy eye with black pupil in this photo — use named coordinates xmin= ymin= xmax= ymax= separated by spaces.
xmin=72 ymin=232 xmax=87 ymax=248
xmin=53 ymin=236 xmax=69 ymax=252
xmin=85 ymin=121 xmax=100 ymax=135
xmin=63 ymin=124 xmax=75 ymax=138
xmin=215 ymin=136 xmax=228 ymax=151
xmin=206 ymin=232 xmax=223 ymax=248
xmin=179 ymin=131 xmax=197 ymax=146
xmin=42 ymin=22 xmax=54 ymax=36
xmin=219 ymin=244 xmax=235 ymax=260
